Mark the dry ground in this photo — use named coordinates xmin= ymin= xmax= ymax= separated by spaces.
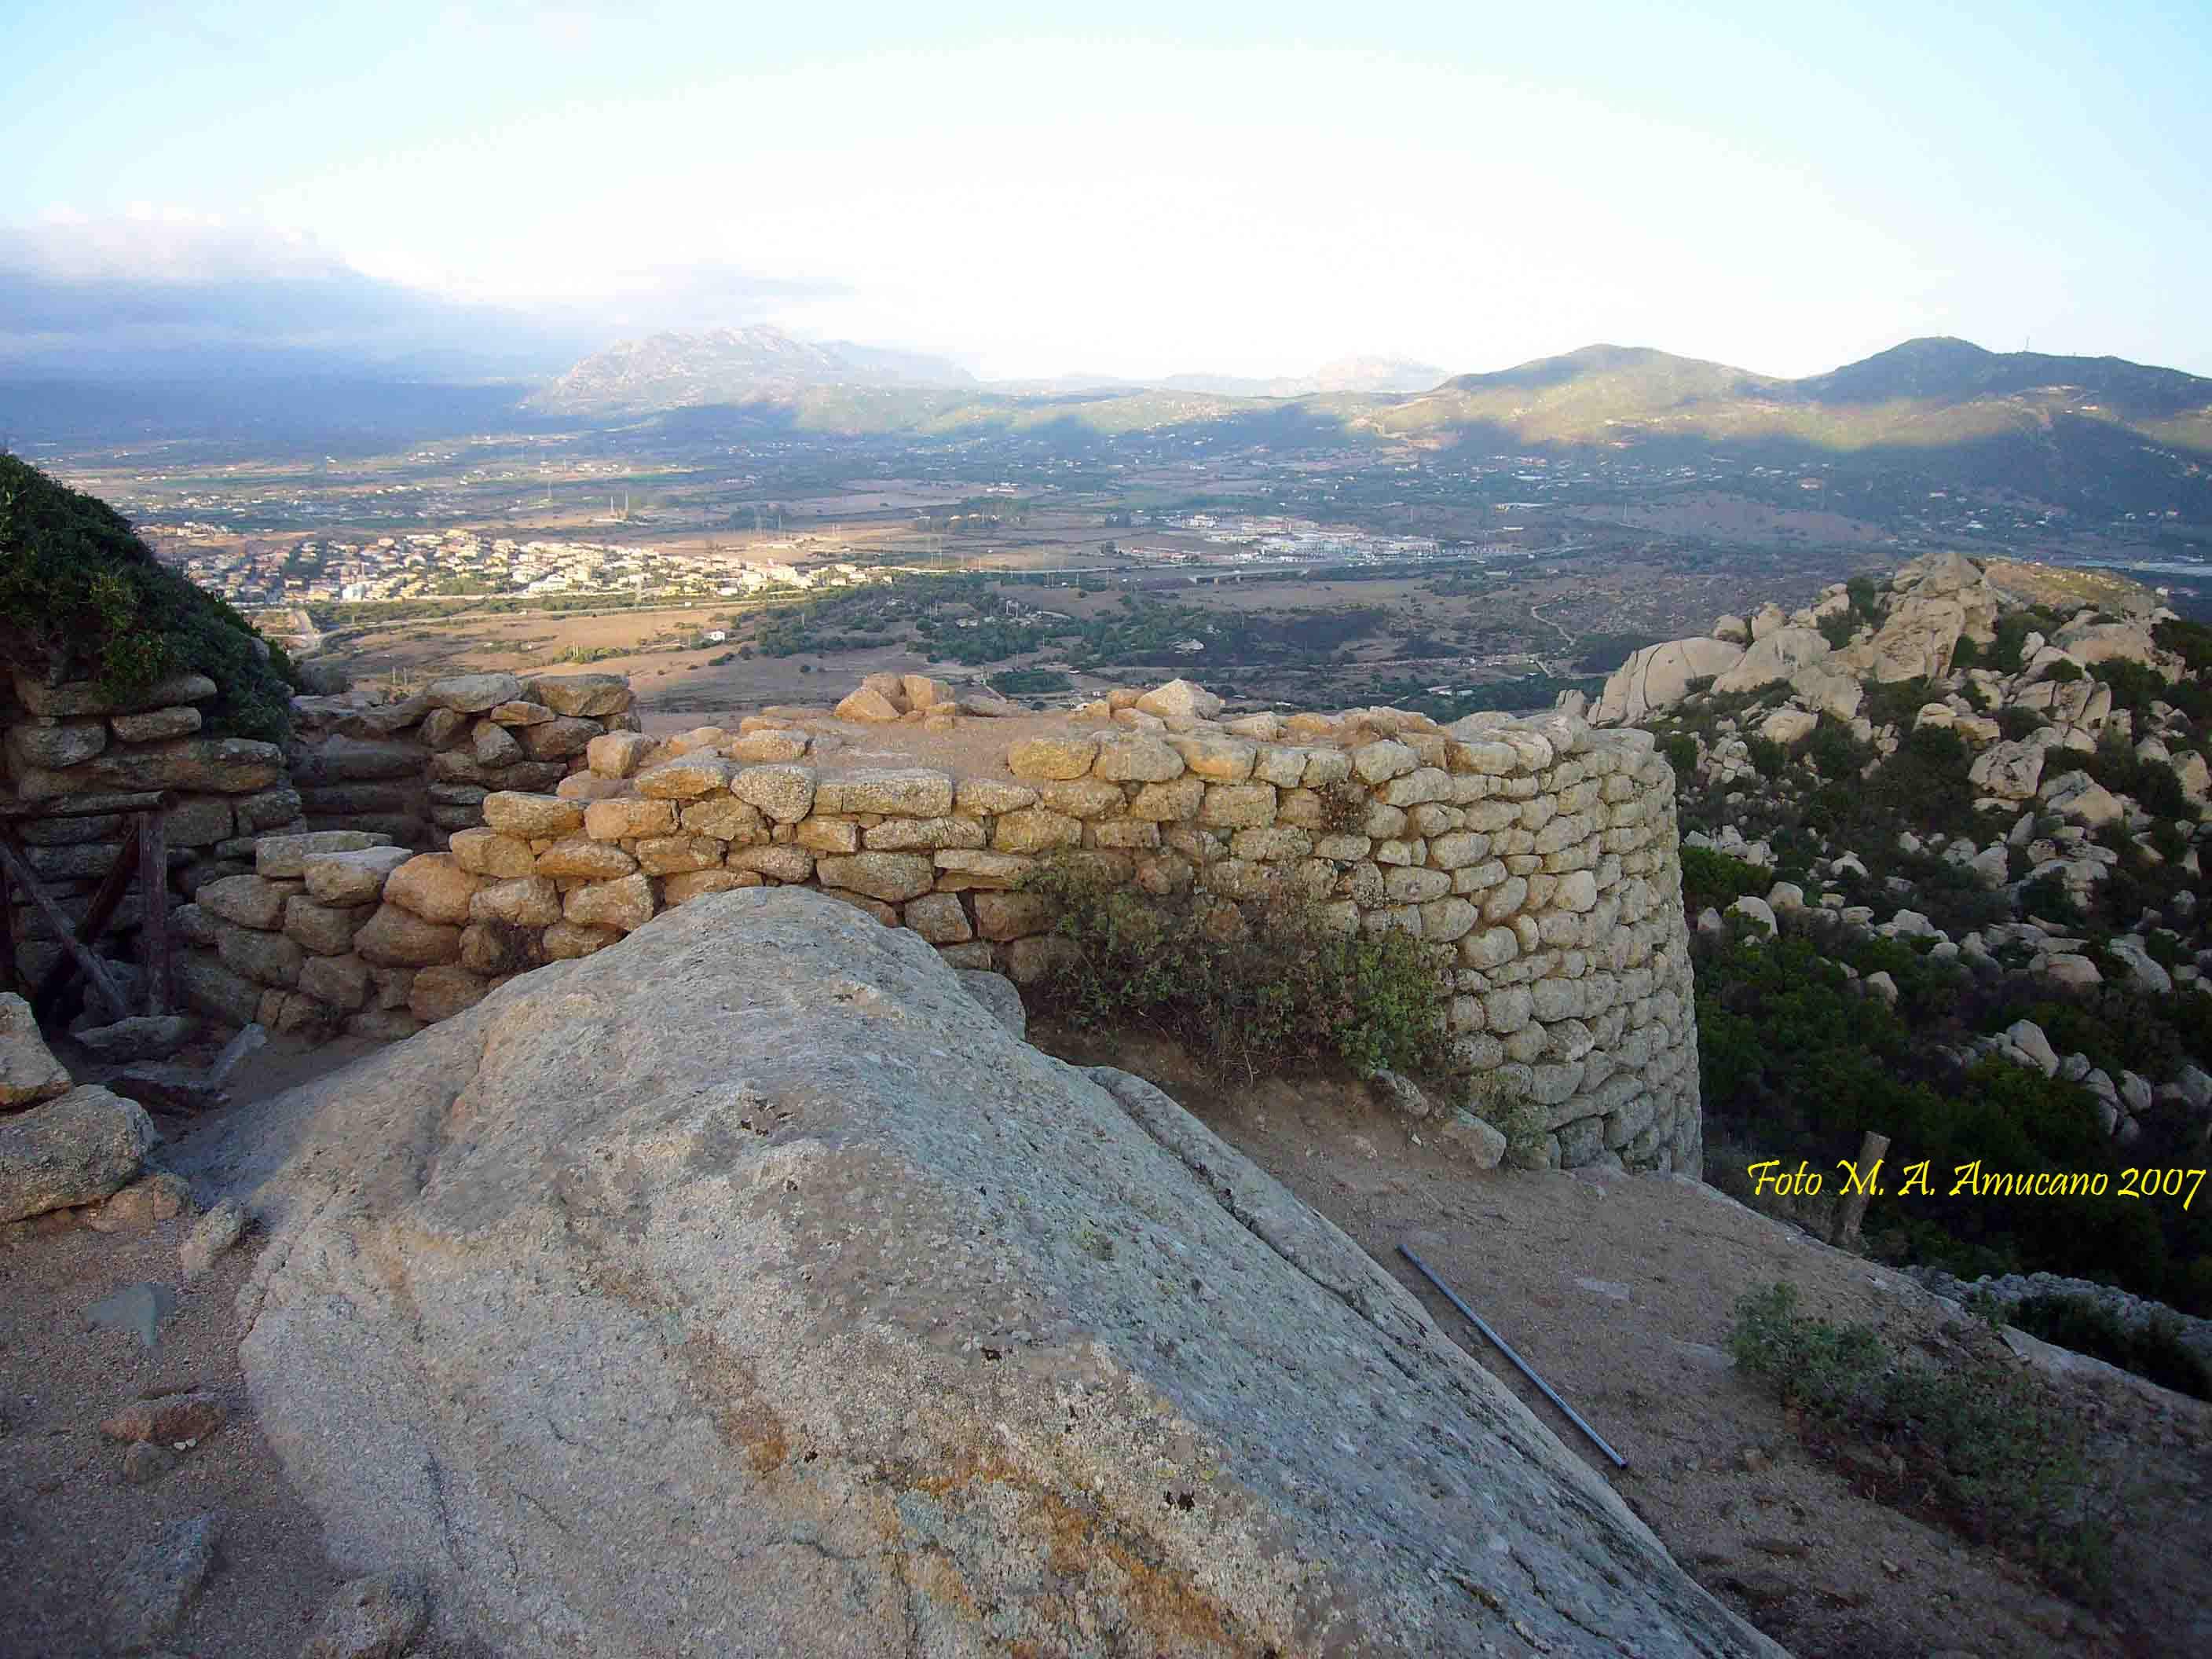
xmin=0 ymin=1035 xmax=383 ymax=1659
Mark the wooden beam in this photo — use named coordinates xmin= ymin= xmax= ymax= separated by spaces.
xmin=29 ymin=818 xmax=142 ymax=1023
xmin=0 ymin=835 xmax=130 ymax=1024
xmin=138 ymin=809 xmax=170 ymax=1017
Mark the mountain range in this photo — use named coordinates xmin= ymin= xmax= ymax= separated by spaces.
xmin=526 ymin=328 xmax=2212 ymax=466
xmin=6 ymin=320 xmax=2210 ymax=522
xmin=525 ymin=328 xmax=1448 ymax=415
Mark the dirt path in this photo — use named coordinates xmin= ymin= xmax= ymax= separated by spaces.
xmin=1039 ymin=1030 xmax=2212 ymax=1659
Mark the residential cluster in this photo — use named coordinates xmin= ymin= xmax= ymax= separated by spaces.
xmin=149 ymin=529 xmax=887 ymax=606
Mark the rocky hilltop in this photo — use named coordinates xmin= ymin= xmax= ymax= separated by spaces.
xmin=185 ymin=887 xmax=1778 ymax=1657
xmin=1586 ymin=549 xmax=2212 ymax=1322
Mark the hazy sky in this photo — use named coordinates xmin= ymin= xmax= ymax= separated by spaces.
xmin=5 ymin=0 xmax=2210 ymax=380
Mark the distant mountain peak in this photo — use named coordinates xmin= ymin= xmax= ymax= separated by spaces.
xmin=527 ymin=324 xmax=973 ymax=416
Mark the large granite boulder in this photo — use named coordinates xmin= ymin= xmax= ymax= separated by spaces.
xmin=0 ymin=1084 xmax=158 ymax=1221
xmin=1969 ymin=738 xmax=2049 ymax=801
xmin=1788 ymin=662 xmax=1863 ymax=723
xmin=1592 ymin=637 xmax=1746 ymax=725
xmin=1851 ymin=597 xmax=1968 ymax=683
xmin=1712 ymin=627 xmax=1832 ymax=695
xmin=1842 ymin=551 xmax=2003 ymax=684
xmin=2053 ymin=619 xmax=2159 ymax=670
xmin=192 ymin=889 xmax=1775 ymax=1658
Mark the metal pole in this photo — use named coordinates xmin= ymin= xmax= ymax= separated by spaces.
xmin=1398 ymin=1243 xmax=1628 ymax=1470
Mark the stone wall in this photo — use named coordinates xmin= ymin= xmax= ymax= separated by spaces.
xmin=2 ymin=671 xmax=298 ymax=991
xmin=285 ymin=668 xmax=640 ymax=849
xmin=169 ymin=671 xmax=638 ymax=1038
xmin=175 ymin=678 xmax=1701 ymax=1174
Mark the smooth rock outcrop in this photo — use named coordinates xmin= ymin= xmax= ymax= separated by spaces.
xmin=1592 ymin=637 xmax=1745 ymax=724
xmin=197 ymin=889 xmax=1773 ymax=1659
xmin=1712 ymin=627 xmax=1831 ymax=695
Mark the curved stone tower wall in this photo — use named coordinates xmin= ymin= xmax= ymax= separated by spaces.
xmin=177 ymin=687 xmax=1701 ymax=1174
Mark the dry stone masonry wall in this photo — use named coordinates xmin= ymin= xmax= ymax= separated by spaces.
xmin=175 ymin=674 xmax=1702 ymax=1174
xmin=4 ymin=670 xmax=295 ymax=989
xmin=169 ymin=671 xmax=637 ymax=1038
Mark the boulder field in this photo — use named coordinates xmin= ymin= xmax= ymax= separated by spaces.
xmin=188 ymin=888 xmax=1778 ymax=1657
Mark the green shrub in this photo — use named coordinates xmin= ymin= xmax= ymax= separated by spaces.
xmin=2082 ymin=731 xmax=2189 ymax=819
xmin=2044 ymin=658 xmax=2084 ymax=685
xmin=2152 ymin=616 xmax=2212 ymax=673
xmin=1743 ymin=734 xmax=1789 ymax=779
xmin=1996 ymin=705 xmax=2047 ymax=742
xmin=1019 ymin=858 xmax=1458 ymax=1088
xmin=1660 ymin=731 xmax=1699 ymax=781
xmin=1729 ymin=1284 xmax=2109 ymax=1594
xmin=0 ymin=456 xmax=295 ymax=742
xmin=1989 ymin=607 xmax=2066 ymax=675
xmin=1680 ymin=844 xmax=1767 ymax=912
xmin=2088 ymin=658 xmax=2164 ymax=718
xmin=1817 ymin=610 xmax=1857 ymax=650
xmin=2003 ymin=1293 xmax=2212 ymax=1401
xmin=1862 ymin=676 xmax=1932 ymax=730
xmin=1801 ymin=715 xmax=1870 ymax=781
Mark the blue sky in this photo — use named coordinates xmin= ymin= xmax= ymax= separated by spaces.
xmin=4 ymin=0 xmax=2209 ymax=379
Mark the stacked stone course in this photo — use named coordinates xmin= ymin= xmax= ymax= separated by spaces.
xmin=174 ymin=676 xmax=1702 ymax=1174
xmin=167 ymin=671 xmax=635 ymax=1042
xmin=2 ymin=671 xmax=294 ymax=987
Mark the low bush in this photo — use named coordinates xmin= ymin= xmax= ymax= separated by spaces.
xmin=1743 ymin=734 xmax=1789 ymax=778
xmin=2153 ymin=616 xmax=2212 ymax=673
xmin=1801 ymin=715 xmax=1870 ymax=781
xmin=1862 ymin=676 xmax=1932 ymax=731
xmin=2003 ymin=1293 xmax=2212 ymax=1401
xmin=2082 ymin=731 xmax=2189 ymax=819
xmin=1680 ymin=844 xmax=1768 ymax=912
xmin=2089 ymin=658 xmax=2164 ymax=719
xmin=1020 ymin=858 xmax=1459 ymax=1088
xmin=1730 ymin=1284 xmax=2110 ymax=1594
xmin=1989 ymin=607 xmax=2067 ymax=675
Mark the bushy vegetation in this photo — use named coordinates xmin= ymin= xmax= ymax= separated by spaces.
xmin=1019 ymin=858 xmax=1459 ymax=1089
xmin=1985 ymin=606 xmax=2068 ymax=674
xmin=986 ymin=667 xmax=1072 ymax=696
xmin=0 ymin=456 xmax=295 ymax=742
xmin=2001 ymin=1292 xmax=2212 ymax=1401
xmin=1679 ymin=844 xmax=1769 ymax=912
xmin=1730 ymin=1283 xmax=2111 ymax=1595
xmin=1693 ymin=919 xmax=2210 ymax=1306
